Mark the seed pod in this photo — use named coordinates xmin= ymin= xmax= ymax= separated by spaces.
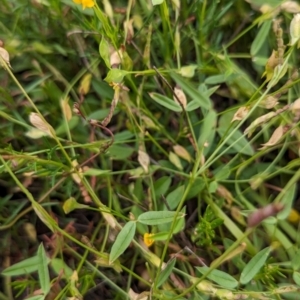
xmin=231 ymin=106 xmax=249 ymax=122
xmin=247 ymin=203 xmax=284 ymax=227
xmin=290 ymin=13 xmax=300 ymax=46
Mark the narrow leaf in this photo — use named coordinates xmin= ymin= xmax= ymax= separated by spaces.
xmin=196 ymin=266 xmax=238 ymax=289
xmin=198 ymin=110 xmax=217 ymax=148
xmin=277 ymin=183 xmax=296 ymax=220
xmin=293 ymin=271 xmax=300 ymax=286
xmin=154 ymin=177 xmax=172 ymax=198
xmin=291 ymin=249 xmax=300 ymax=271
xmin=37 ymin=244 xmax=50 ymax=295
xmin=157 ymin=258 xmax=177 ymax=288
xmin=250 ymin=20 xmax=272 ymax=57
xmin=152 ymin=0 xmax=164 ymax=5
xmin=240 ymin=247 xmax=271 ymax=284
xmin=149 ymin=92 xmax=182 ymax=112
xmin=2 ymin=255 xmax=50 ymax=277
xmin=166 ymin=185 xmax=185 ymax=210
xmin=109 ymin=221 xmax=136 ymax=263
xmin=25 ymin=296 xmax=46 ymax=300
xmin=138 ymin=211 xmax=184 ymax=225
xmin=51 ymin=258 xmax=73 ymax=278
xmin=217 ymin=127 xmax=254 ymax=156
xmin=99 ymin=36 xmax=110 ymax=68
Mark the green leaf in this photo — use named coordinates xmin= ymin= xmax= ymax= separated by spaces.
xmin=0 ymin=86 xmax=14 ymax=104
xmin=2 ymin=254 xmax=50 ymax=276
xmin=171 ymin=73 xmax=211 ymax=110
xmin=205 ymin=74 xmax=231 ymax=85
xmin=109 ymin=221 xmax=136 ymax=263
xmin=157 ymin=258 xmax=177 ymax=288
xmin=293 ymin=271 xmax=300 ymax=286
xmin=185 ymin=100 xmax=201 ymax=112
xmin=208 ymin=181 xmax=218 ymax=193
xmin=154 ymin=176 xmax=172 ymax=198
xmin=83 ymin=168 xmax=110 ymax=176
xmin=121 ymin=51 xmax=133 ymax=71
xmin=51 ymin=258 xmax=73 ymax=278
xmin=186 ymin=178 xmax=205 ymax=200
xmin=99 ymin=37 xmax=111 ymax=68
xmin=213 ymin=165 xmax=231 ymax=181
xmin=32 ymin=202 xmax=56 ymax=232
xmin=177 ymin=65 xmax=197 ymax=78
xmin=152 ymin=0 xmax=164 ymax=5
xmin=138 ymin=211 xmax=184 ymax=225
xmin=250 ymin=20 xmax=272 ymax=57
xmin=151 ymin=232 xmax=170 ymax=241
xmin=186 ymin=86 xmax=218 ymax=111
xmin=291 ymin=249 xmax=300 ymax=271
xmin=198 ymin=109 xmax=217 ymax=148
xmin=240 ymin=247 xmax=271 ymax=284
xmin=173 ymin=206 xmax=186 ymax=234
xmin=149 ymin=92 xmax=182 ymax=112
xmin=196 ymin=266 xmax=238 ymax=289
xmin=25 ymin=296 xmax=46 ymax=300
xmin=37 ymin=244 xmax=50 ymax=295
xmin=166 ymin=185 xmax=184 ymax=210
xmin=277 ymin=183 xmax=296 ymax=220
xmin=108 ymin=144 xmax=134 ymax=160
xmin=217 ymin=126 xmax=254 ymax=156
xmin=104 ymin=69 xmax=129 ymax=83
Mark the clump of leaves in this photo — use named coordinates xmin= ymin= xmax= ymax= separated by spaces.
xmin=191 ymin=205 xmax=224 ymax=247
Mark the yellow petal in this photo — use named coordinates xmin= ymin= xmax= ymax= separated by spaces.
xmin=82 ymin=0 xmax=95 ymax=9
xmin=143 ymin=233 xmax=154 ymax=247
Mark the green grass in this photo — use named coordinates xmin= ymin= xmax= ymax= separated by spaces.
xmin=1 ymin=0 xmax=300 ymax=299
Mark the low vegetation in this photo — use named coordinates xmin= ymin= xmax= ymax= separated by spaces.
xmin=1 ymin=0 xmax=300 ymax=299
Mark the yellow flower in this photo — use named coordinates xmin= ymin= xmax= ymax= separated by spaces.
xmin=73 ymin=0 xmax=95 ymax=9
xmin=288 ymin=209 xmax=300 ymax=224
xmin=143 ymin=233 xmax=154 ymax=247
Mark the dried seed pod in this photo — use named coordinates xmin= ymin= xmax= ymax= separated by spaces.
xmin=247 ymin=203 xmax=284 ymax=227
xmin=173 ymin=86 xmax=187 ymax=109
xmin=0 ymin=47 xmax=11 ymax=68
xmin=281 ymin=1 xmax=300 ymax=14
xmin=259 ymin=125 xmax=286 ymax=149
xmin=29 ymin=113 xmax=54 ymax=137
xmin=231 ymin=106 xmax=249 ymax=122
